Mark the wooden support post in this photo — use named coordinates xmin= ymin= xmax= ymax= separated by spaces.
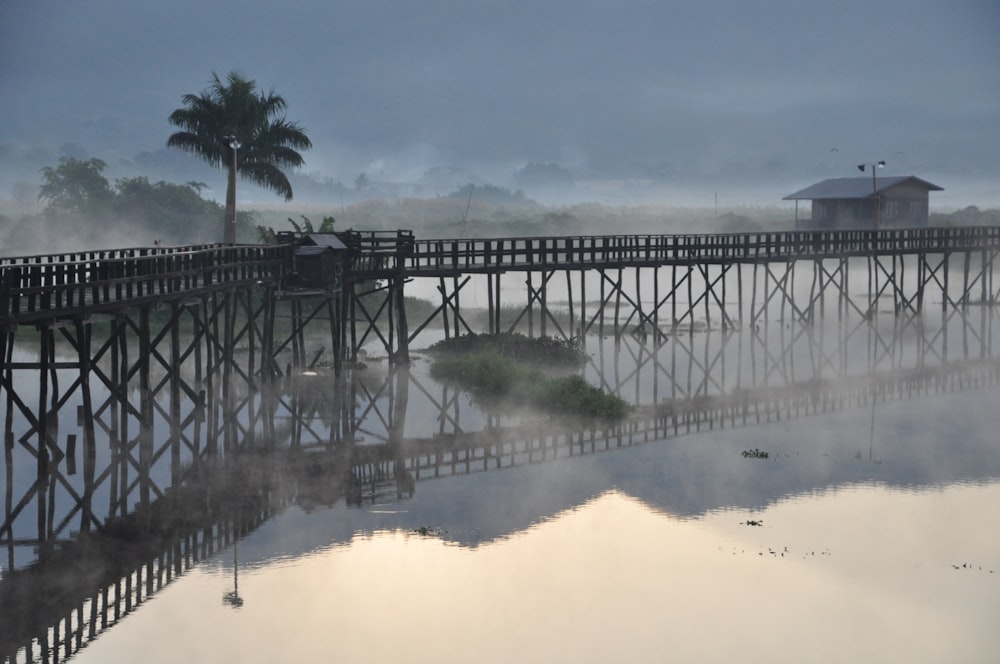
xmin=395 ymin=274 xmax=410 ymax=363
xmin=672 ymin=265 xmax=678 ymax=330
xmin=686 ymin=265 xmax=693 ymax=331
xmin=487 ymin=272 xmax=495 ymax=335
xmin=451 ymin=275 xmax=459 ymax=339
xmin=169 ymin=303 xmax=181 ymax=485
xmin=139 ymin=306 xmax=153 ymax=522
xmin=614 ymin=268 xmax=623 ymax=338
xmin=566 ymin=270 xmax=574 ymax=340
xmin=526 ymin=271 xmax=534 ymax=337
xmin=439 ymin=277 xmax=449 ymax=339
xmin=599 ymin=269 xmax=605 ymax=337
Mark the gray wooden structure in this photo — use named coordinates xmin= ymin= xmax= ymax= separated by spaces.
xmin=784 ymin=176 xmax=943 ymax=229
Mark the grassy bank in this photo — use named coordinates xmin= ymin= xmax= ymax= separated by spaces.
xmin=427 ymin=333 xmax=630 ymax=421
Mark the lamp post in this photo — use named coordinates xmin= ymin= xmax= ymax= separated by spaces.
xmin=857 ymin=160 xmax=886 ymax=229
xmin=222 ymin=539 xmax=244 ymax=608
xmin=224 ymin=135 xmax=242 ymax=244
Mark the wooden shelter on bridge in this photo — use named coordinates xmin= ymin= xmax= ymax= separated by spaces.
xmin=784 ymin=175 xmax=943 ymax=230
xmin=274 ymin=231 xmax=349 ymax=288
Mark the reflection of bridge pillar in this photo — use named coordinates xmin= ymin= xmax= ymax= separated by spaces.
xmin=390 ymin=367 xmax=413 ymax=498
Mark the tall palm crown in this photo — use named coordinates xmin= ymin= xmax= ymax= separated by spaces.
xmin=167 ymin=71 xmax=311 ymax=240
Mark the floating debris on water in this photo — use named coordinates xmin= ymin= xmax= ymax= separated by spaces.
xmin=741 ymin=448 xmax=770 ymax=459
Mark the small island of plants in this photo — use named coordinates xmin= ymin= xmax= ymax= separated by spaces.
xmin=425 ymin=333 xmax=631 ymax=421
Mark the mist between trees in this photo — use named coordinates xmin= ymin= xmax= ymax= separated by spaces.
xmin=3 ymin=157 xmax=999 ymax=257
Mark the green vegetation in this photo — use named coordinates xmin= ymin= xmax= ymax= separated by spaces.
xmin=428 ymin=334 xmax=630 ymax=421
xmin=426 ymin=332 xmax=586 ymax=366
xmin=1 ymin=156 xmax=228 ymax=254
xmin=257 ymin=214 xmax=336 ymax=243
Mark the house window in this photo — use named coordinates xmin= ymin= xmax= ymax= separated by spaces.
xmin=884 ymin=201 xmax=898 ymax=218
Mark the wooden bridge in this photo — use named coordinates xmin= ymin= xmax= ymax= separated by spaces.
xmin=3 ymin=227 xmax=1000 ymax=663
xmin=3 ymin=227 xmax=1000 ymax=368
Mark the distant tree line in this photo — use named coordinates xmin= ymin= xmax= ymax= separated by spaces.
xmin=930 ymin=206 xmax=1000 ymax=227
xmin=0 ymin=156 xmax=240 ymax=255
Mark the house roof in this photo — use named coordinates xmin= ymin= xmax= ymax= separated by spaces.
xmin=303 ymin=233 xmax=348 ymax=250
xmin=783 ymin=176 xmax=943 ymax=201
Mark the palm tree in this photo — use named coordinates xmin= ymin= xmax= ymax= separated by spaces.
xmin=167 ymin=71 xmax=312 ymax=243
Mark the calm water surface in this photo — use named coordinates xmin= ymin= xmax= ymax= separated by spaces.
xmin=4 ymin=312 xmax=1000 ymax=663
xmin=70 ymin=387 xmax=1000 ymax=663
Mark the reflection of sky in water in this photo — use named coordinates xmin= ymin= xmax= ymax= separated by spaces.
xmin=69 ymin=383 xmax=999 ymax=663
xmin=72 ymin=482 xmax=1000 ymax=663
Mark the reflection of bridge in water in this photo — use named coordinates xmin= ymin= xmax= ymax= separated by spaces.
xmin=2 ymin=307 xmax=1000 ymax=662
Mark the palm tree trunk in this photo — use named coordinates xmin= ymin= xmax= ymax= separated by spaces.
xmin=224 ymin=161 xmax=236 ymax=244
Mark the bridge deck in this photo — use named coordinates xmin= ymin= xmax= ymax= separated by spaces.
xmin=3 ymin=227 xmax=1000 ymax=325
xmin=393 ymin=226 xmax=1000 ymax=276
xmin=1 ymin=243 xmax=292 ymax=326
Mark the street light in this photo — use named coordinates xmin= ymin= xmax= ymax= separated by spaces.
xmin=224 ymin=135 xmax=242 ymax=244
xmin=222 ymin=539 xmax=244 ymax=608
xmin=857 ymin=160 xmax=886 ymax=229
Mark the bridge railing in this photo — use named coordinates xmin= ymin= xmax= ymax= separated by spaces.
xmin=1 ymin=244 xmax=294 ymax=324
xmin=4 ymin=227 xmax=1000 ymax=322
xmin=404 ymin=227 xmax=1000 ymax=272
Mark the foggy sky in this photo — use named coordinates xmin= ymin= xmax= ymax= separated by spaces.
xmin=1 ymin=0 xmax=998 ymax=203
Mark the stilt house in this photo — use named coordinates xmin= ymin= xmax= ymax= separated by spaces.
xmin=784 ymin=176 xmax=943 ymax=229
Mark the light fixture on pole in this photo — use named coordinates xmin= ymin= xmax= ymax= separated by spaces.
xmin=224 ymin=135 xmax=242 ymax=244
xmin=857 ymin=160 xmax=886 ymax=229
xmin=222 ymin=540 xmax=244 ymax=608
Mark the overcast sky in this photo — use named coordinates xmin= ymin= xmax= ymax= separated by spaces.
xmin=1 ymin=0 xmax=998 ymax=204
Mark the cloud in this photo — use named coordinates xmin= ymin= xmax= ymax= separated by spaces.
xmin=2 ymin=0 xmax=999 ymax=200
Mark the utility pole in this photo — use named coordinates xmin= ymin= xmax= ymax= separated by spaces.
xmin=857 ymin=160 xmax=886 ymax=229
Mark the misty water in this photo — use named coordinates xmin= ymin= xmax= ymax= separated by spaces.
xmin=3 ymin=308 xmax=1000 ymax=663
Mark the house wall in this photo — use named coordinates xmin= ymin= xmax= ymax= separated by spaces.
xmin=880 ymin=181 xmax=930 ymax=228
xmin=811 ymin=199 xmax=868 ymax=229
xmin=809 ymin=183 xmax=931 ymax=229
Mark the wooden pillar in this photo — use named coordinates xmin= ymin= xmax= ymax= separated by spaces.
xmin=566 ymin=270 xmax=574 ymax=341
xmin=74 ymin=318 xmax=97 ymax=536
xmin=451 ymin=275 xmax=459 ymax=339
xmin=138 ymin=306 xmax=153 ymax=522
xmin=598 ymin=269 xmax=605 ymax=337
xmin=439 ymin=276 xmax=449 ymax=340
xmin=487 ymin=272 xmax=495 ymax=335
xmin=527 ymin=271 xmax=534 ymax=337
xmin=3 ymin=325 xmax=14 ymax=572
xmin=395 ymin=273 xmax=410 ymax=363
xmin=495 ymin=271 xmax=502 ymax=334
xmin=614 ymin=268 xmax=623 ymax=337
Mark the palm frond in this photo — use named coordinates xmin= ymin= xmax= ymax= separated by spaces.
xmin=167 ymin=70 xmax=310 ymax=200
